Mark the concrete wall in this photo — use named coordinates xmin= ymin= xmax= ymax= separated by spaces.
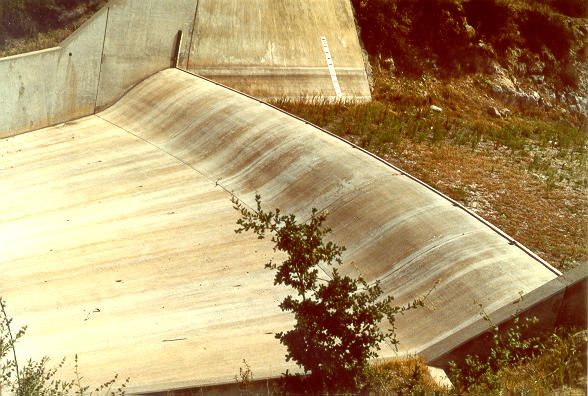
xmin=0 ymin=8 xmax=108 ymax=138
xmin=0 ymin=48 xmax=60 ymax=137
xmin=0 ymin=0 xmax=372 ymax=137
xmin=94 ymin=0 xmax=197 ymax=110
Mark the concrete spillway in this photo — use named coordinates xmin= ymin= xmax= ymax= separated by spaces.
xmin=0 ymin=69 xmax=559 ymax=392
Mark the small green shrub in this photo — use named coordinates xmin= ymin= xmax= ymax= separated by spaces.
xmin=232 ymin=194 xmax=425 ymax=392
xmin=449 ymin=315 xmax=544 ymax=393
xmin=446 ymin=297 xmax=587 ymax=394
xmin=0 ymin=297 xmax=129 ymax=395
xmin=234 ymin=359 xmax=253 ymax=396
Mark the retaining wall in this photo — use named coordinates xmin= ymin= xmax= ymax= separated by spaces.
xmin=0 ymin=7 xmax=107 ymax=137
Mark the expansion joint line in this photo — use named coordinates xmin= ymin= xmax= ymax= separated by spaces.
xmin=93 ymin=6 xmax=110 ymax=113
xmin=184 ymin=0 xmax=200 ymax=69
xmin=94 ymin=114 xmax=255 ymax=214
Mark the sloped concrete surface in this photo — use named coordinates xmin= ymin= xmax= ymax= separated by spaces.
xmin=0 ymin=69 xmax=558 ymax=392
xmin=186 ymin=0 xmax=371 ymax=100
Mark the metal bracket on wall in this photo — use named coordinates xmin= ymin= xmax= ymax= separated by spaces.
xmin=173 ymin=30 xmax=183 ymax=68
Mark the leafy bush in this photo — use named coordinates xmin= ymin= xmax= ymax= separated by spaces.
xmin=232 ymin=194 xmax=424 ymax=392
xmin=350 ymin=0 xmax=584 ymax=86
xmin=449 ymin=314 xmax=545 ymax=393
xmin=0 ymin=297 xmax=129 ymax=395
xmin=351 ymin=0 xmax=473 ymax=75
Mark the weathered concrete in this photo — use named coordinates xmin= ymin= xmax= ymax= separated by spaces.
xmin=0 ymin=0 xmax=371 ymax=137
xmin=1 ymin=69 xmax=559 ymax=392
xmin=0 ymin=48 xmax=60 ymax=137
xmin=94 ymin=0 xmax=197 ymax=110
xmin=186 ymin=0 xmax=371 ymax=100
xmin=0 ymin=7 xmax=107 ymax=138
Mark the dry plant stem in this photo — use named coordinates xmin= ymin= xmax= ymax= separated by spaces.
xmin=0 ymin=299 xmax=20 ymax=389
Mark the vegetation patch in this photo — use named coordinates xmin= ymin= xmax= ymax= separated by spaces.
xmin=0 ymin=0 xmax=108 ymax=58
xmin=232 ymin=194 xmax=427 ymax=392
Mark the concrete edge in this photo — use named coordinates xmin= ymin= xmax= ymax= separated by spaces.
xmin=423 ymin=262 xmax=587 ymax=371
xmin=129 ymin=375 xmax=279 ymax=395
xmin=130 ymin=364 xmax=452 ymax=394
xmin=0 ymin=46 xmax=60 ymax=61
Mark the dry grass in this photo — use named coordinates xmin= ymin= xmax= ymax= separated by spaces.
xmin=1 ymin=28 xmax=76 ymax=58
xmin=377 ymin=140 xmax=587 ymax=271
xmin=364 ymin=356 xmax=448 ymax=393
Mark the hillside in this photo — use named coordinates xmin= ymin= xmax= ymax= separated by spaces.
xmin=353 ymin=0 xmax=587 ymax=121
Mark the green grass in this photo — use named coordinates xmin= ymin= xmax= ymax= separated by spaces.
xmin=275 ymin=99 xmax=586 ymax=163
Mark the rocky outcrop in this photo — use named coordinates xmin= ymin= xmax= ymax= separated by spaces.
xmin=488 ymin=63 xmax=587 ymax=117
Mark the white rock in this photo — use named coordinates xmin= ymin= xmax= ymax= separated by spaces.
xmin=488 ymin=106 xmax=502 ymax=118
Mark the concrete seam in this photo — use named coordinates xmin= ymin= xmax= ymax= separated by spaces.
xmin=176 ymin=68 xmax=561 ymax=277
xmin=185 ymin=0 xmax=200 ymax=69
xmin=94 ymin=113 xmax=256 ymax=215
xmin=93 ymin=5 xmax=110 ymax=114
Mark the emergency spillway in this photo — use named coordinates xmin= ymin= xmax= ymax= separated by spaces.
xmin=0 ymin=69 xmax=558 ymax=392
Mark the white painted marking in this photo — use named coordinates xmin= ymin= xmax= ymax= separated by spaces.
xmin=320 ymin=36 xmax=343 ymax=98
